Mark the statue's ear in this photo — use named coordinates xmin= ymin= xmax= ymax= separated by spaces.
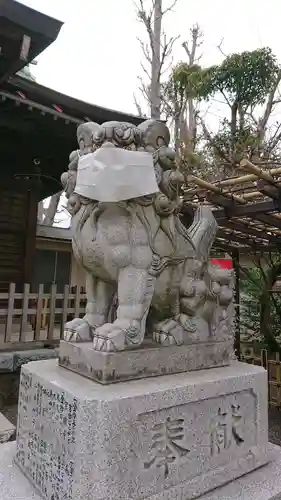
xmin=138 ymin=119 xmax=170 ymax=149
xmin=76 ymin=122 xmax=101 ymax=151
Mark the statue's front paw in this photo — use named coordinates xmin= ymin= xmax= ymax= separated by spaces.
xmin=64 ymin=318 xmax=93 ymax=342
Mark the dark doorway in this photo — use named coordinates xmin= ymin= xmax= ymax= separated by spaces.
xmin=32 ymin=248 xmax=71 ymax=292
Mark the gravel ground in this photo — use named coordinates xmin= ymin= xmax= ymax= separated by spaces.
xmin=2 ymin=404 xmax=281 ymax=445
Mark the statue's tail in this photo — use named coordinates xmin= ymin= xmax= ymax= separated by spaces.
xmin=186 ymin=206 xmax=218 ymax=262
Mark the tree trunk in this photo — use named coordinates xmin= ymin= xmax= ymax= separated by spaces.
xmin=230 ymin=101 xmax=238 ymax=139
xmin=180 ymin=24 xmax=202 ymax=158
xmin=42 ymin=192 xmax=62 ymax=226
xmin=174 ymin=113 xmax=181 ymax=154
xmin=150 ymin=0 xmax=162 ymax=119
xmin=187 ymin=96 xmax=196 ymax=154
xmin=238 ymin=104 xmax=245 ymax=132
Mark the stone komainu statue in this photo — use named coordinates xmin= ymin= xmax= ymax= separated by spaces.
xmin=61 ymin=119 xmax=234 ymax=352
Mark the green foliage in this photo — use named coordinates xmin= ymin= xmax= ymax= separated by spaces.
xmin=207 ymin=120 xmax=260 ymax=165
xmin=172 ymin=47 xmax=280 ymax=109
xmin=240 ymin=259 xmax=281 ymax=351
xmin=240 ymin=267 xmax=264 ymax=341
xmin=170 ymin=62 xmax=215 ymax=101
xmin=180 ymin=149 xmax=220 ymax=180
xmin=210 ymin=48 xmax=279 ymax=107
xmin=168 ymin=41 xmax=281 ymax=180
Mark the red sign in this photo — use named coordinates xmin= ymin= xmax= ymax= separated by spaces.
xmin=211 ymin=259 xmax=233 ymax=270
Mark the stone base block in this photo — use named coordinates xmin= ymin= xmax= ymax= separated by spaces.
xmin=59 ymin=338 xmax=233 ymax=383
xmin=15 ymin=359 xmax=270 ymax=500
xmin=1 ymin=442 xmax=281 ymax=500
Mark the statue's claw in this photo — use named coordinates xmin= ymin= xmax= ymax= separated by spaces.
xmin=64 ymin=318 xmax=93 ymax=342
xmin=93 ymin=319 xmax=141 ymax=352
xmin=153 ymin=331 xmax=177 ymax=346
xmin=92 ymin=324 xmax=125 ymax=352
xmin=153 ymin=318 xmax=185 ymax=346
xmin=92 ymin=334 xmax=123 ymax=352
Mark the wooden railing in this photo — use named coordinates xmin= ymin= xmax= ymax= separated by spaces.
xmin=241 ymin=343 xmax=281 ymax=408
xmin=0 ymin=283 xmax=86 ymax=350
xmin=1 ymin=286 xmax=281 ymax=408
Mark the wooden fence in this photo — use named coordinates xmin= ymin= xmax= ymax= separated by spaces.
xmin=0 ymin=283 xmax=86 ymax=350
xmin=241 ymin=343 xmax=281 ymax=408
xmin=1 ymin=285 xmax=281 ymax=407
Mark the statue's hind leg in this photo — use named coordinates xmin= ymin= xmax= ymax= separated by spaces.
xmin=64 ymin=273 xmax=114 ymax=342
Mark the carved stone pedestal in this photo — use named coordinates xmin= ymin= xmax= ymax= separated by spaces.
xmin=14 ymin=359 xmax=272 ymax=500
xmin=2 ymin=441 xmax=281 ymax=500
xmin=59 ymin=338 xmax=233 ymax=384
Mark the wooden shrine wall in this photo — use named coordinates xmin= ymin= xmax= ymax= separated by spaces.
xmin=0 ymin=182 xmax=38 ymax=291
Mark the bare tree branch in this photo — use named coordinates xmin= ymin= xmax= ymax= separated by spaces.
xmin=217 ymin=37 xmax=227 ymax=57
xmin=137 ymin=37 xmax=152 ymax=64
xmin=137 ymin=75 xmax=151 ymax=101
xmin=140 ymin=60 xmax=151 ymax=80
xmin=159 ymin=33 xmax=179 ymax=76
xmin=197 ymin=115 xmax=233 ymax=166
xmin=135 ymin=0 xmax=155 ymax=54
xmin=162 ymin=0 xmax=178 ymax=16
xmin=133 ymin=93 xmax=144 ymax=116
xmin=182 ymin=24 xmax=203 ymax=64
xmin=134 ymin=0 xmax=179 ymax=118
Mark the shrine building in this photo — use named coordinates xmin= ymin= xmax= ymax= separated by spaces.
xmin=0 ymin=0 xmax=143 ymax=292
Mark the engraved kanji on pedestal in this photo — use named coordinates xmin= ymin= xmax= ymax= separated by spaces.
xmin=210 ymin=404 xmax=245 ymax=456
xmin=143 ymin=417 xmax=190 ymax=478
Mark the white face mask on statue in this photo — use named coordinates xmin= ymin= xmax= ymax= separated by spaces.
xmin=75 ymin=144 xmax=159 ymax=202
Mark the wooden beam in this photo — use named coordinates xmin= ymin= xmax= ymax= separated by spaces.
xmin=240 ymin=159 xmax=278 ymax=187
xmin=213 ymin=241 xmax=238 ymax=252
xmin=0 ymin=90 xmax=83 ymax=125
xmin=219 ymin=220 xmax=281 ymax=246
xmin=217 ymin=230 xmax=261 ymax=248
xmin=207 ymin=193 xmax=236 ymax=210
xmin=256 ymin=180 xmax=281 ymax=201
xmin=215 ymin=238 xmax=272 ymax=252
xmin=186 ymin=175 xmax=247 ymax=204
xmin=255 ymin=213 xmax=281 ymax=230
xmin=209 ymin=198 xmax=279 ymax=218
xmin=183 ymin=199 xmax=281 ymax=235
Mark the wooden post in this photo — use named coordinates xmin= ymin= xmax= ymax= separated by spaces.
xmin=47 ymin=284 xmax=57 ymax=340
xmin=232 ymin=249 xmax=241 ymax=360
xmin=74 ymin=286 xmax=81 ymax=318
xmin=23 ymin=184 xmax=39 ymax=285
xmin=20 ymin=283 xmax=30 ymax=341
xmin=61 ymin=285 xmax=69 ymax=339
xmin=5 ymin=283 xmax=15 ymax=342
xmin=35 ymin=284 xmax=44 ymax=340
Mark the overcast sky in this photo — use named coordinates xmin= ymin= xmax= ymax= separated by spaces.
xmin=17 ymin=0 xmax=281 ymax=119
